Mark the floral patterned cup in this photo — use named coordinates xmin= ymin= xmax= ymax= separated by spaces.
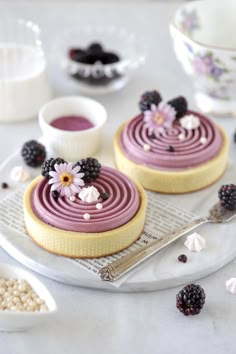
xmin=170 ymin=0 xmax=236 ymax=115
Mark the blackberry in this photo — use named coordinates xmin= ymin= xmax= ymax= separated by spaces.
xmin=75 ymin=158 xmax=101 ymax=183
xmin=168 ymin=96 xmax=188 ymax=119
xmin=178 ymin=254 xmax=187 ymax=263
xmin=21 ymin=140 xmax=46 ymax=168
xmin=69 ymin=48 xmax=86 ymax=62
xmin=218 ymin=184 xmax=236 ymax=210
xmin=41 ymin=158 xmax=66 ymax=179
xmin=52 ymin=190 xmax=59 ymax=200
xmin=149 ymin=132 xmax=157 ymax=139
xmin=139 ymin=90 xmax=162 ymax=112
xmin=1 ymin=182 xmax=8 ymax=189
xmin=101 ymin=52 xmax=120 ymax=64
xmin=234 ymin=130 xmax=236 ymax=143
xmin=87 ymin=42 xmax=103 ymax=54
xmin=167 ymin=145 xmax=175 ymax=152
xmin=100 ymin=192 xmax=109 ymax=201
xmin=176 ymin=284 xmax=206 ymax=316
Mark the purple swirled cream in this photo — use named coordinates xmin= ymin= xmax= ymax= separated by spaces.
xmin=114 ymin=92 xmax=228 ymax=193
xmin=24 ymin=161 xmax=147 ymax=258
xmin=31 ymin=167 xmax=140 ymax=233
xmin=120 ymin=110 xmax=223 ymax=170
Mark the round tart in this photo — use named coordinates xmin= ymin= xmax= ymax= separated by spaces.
xmin=114 ymin=92 xmax=229 ymax=193
xmin=24 ymin=163 xmax=147 ymax=258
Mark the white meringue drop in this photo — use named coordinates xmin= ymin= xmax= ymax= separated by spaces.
xmin=180 ymin=114 xmax=200 ymax=130
xmin=184 ymin=232 xmax=206 ymax=252
xmin=10 ymin=166 xmax=31 ymax=182
xmin=79 ymin=186 xmax=100 ymax=203
xmin=225 ymin=278 xmax=236 ymax=294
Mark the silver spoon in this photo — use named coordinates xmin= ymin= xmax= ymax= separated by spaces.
xmin=99 ymin=202 xmax=236 ymax=282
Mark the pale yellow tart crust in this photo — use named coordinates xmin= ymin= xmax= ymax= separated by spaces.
xmin=114 ymin=123 xmax=229 ymax=194
xmin=24 ymin=176 xmax=147 ymax=258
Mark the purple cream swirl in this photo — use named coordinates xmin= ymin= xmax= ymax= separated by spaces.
xmin=120 ymin=110 xmax=223 ymax=170
xmin=31 ymin=167 xmax=140 ymax=233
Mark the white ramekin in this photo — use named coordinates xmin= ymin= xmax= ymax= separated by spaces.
xmin=38 ymin=96 xmax=107 ymax=161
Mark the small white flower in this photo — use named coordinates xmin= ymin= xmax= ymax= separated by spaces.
xmin=48 ymin=162 xmax=85 ymax=198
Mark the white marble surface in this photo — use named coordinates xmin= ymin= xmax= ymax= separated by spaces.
xmin=0 ymin=2 xmax=236 ymax=353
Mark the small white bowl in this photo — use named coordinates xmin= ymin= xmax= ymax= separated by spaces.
xmin=0 ymin=263 xmax=57 ymax=332
xmin=170 ymin=0 xmax=236 ymax=115
xmin=39 ymin=96 xmax=107 ymax=161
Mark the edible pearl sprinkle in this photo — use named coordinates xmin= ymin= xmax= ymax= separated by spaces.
xmin=83 ymin=213 xmax=91 ymax=220
xmin=178 ymin=133 xmax=185 ymax=141
xmin=143 ymin=144 xmax=151 ymax=152
xmin=200 ymin=137 xmax=207 ymax=144
xmin=0 ymin=278 xmax=48 ymax=312
xmin=96 ymin=203 xmax=103 ymax=210
xmin=69 ymin=196 xmax=76 ymax=202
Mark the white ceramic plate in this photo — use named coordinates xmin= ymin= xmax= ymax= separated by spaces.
xmin=0 ymin=150 xmax=236 ymax=292
xmin=0 ymin=263 xmax=57 ymax=332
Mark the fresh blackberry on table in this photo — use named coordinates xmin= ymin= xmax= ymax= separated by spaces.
xmin=41 ymin=157 xmax=66 ymax=179
xmin=218 ymin=184 xmax=236 ymax=210
xmin=139 ymin=90 xmax=162 ymax=112
xmin=176 ymin=284 xmax=206 ymax=316
xmin=21 ymin=140 xmax=46 ymax=168
xmin=234 ymin=130 xmax=236 ymax=143
xmin=168 ymin=96 xmax=188 ymax=119
xmin=75 ymin=158 xmax=101 ymax=183
xmin=178 ymin=254 xmax=187 ymax=263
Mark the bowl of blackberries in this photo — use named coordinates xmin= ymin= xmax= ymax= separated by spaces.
xmin=55 ymin=25 xmax=146 ymax=94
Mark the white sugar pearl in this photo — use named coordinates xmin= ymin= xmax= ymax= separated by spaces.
xmin=0 ymin=279 xmax=6 ymax=286
xmin=178 ymin=133 xmax=185 ymax=141
xmin=200 ymin=137 xmax=207 ymax=144
xmin=0 ymin=277 xmax=48 ymax=312
xmin=69 ymin=196 xmax=76 ymax=202
xmin=18 ymin=284 xmax=27 ymax=292
xmin=13 ymin=290 xmax=20 ymax=297
xmin=40 ymin=305 xmax=48 ymax=312
xmin=83 ymin=213 xmax=91 ymax=220
xmin=96 ymin=203 xmax=103 ymax=210
xmin=143 ymin=144 xmax=151 ymax=152
xmin=36 ymin=298 xmax=44 ymax=305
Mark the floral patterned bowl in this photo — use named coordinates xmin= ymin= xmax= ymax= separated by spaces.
xmin=169 ymin=0 xmax=236 ymax=115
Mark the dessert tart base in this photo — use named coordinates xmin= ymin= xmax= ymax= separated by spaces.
xmin=114 ymin=124 xmax=229 ymax=194
xmin=24 ymin=176 xmax=147 ymax=258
